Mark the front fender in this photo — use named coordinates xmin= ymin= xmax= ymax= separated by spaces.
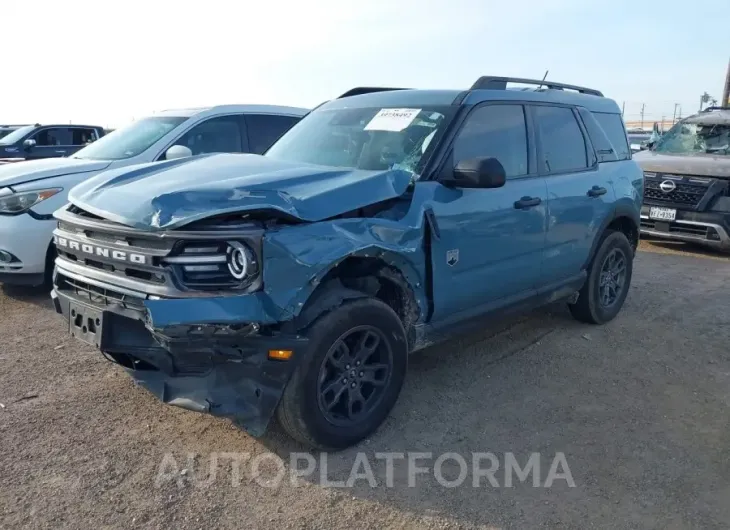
xmin=263 ymin=217 xmax=429 ymax=323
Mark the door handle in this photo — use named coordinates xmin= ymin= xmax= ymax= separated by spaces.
xmin=587 ymin=186 xmax=607 ymax=198
xmin=514 ymin=196 xmax=542 ymax=209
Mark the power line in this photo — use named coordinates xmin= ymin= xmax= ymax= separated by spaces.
xmin=640 ymin=103 xmax=645 ymax=128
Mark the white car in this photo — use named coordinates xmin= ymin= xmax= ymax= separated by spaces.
xmin=0 ymin=104 xmax=308 ymax=287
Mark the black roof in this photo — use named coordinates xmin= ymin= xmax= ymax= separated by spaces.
xmin=337 ymin=75 xmax=603 ymax=101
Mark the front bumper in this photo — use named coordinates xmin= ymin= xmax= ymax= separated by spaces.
xmin=640 ymin=206 xmax=730 ymax=250
xmin=0 ymin=212 xmax=55 ymax=282
xmin=51 ymin=285 xmax=309 ymax=436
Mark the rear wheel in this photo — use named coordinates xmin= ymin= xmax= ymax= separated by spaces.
xmin=569 ymin=230 xmax=633 ymax=324
xmin=277 ymin=296 xmax=408 ymax=450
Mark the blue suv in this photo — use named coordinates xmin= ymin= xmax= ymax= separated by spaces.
xmin=51 ymin=76 xmax=643 ymax=450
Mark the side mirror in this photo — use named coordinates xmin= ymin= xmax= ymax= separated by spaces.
xmin=23 ymin=139 xmax=36 ymax=150
xmin=441 ymin=157 xmax=507 ymax=189
xmin=165 ymin=145 xmax=193 ymax=160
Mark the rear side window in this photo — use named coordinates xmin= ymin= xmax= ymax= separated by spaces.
xmin=452 ymin=104 xmax=528 ymax=178
xmin=533 ymin=106 xmax=587 ymax=173
xmin=246 ymin=114 xmax=301 ymax=154
xmin=591 ymin=112 xmax=630 ymax=161
xmin=71 ymin=128 xmax=98 ymax=145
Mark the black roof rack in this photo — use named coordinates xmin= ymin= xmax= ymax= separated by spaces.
xmin=701 ymin=106 xmax=730 ymax=113
xmin=470 ymin=76 xmax=603 ymax=97
xmin=337 ymin=87 xmax=410 ymax=99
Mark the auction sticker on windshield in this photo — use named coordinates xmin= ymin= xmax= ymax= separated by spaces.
xmin=365 ymin=108 xmax=421 ymax=132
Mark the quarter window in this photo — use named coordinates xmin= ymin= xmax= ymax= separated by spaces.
xmin=533 ymin=106 xmax=588 ymax=173
xmin=172 ymin=116 xmax=243 ymax=156
xmin=592 ymin=112 xmax=631 ymax=161
xmin=452 ymin=104 xmax=528 ymax=178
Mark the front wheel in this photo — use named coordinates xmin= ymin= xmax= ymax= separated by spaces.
xmin=276 ymin=296 xmax=408 ymax=450
xmin=569 ymin=230 xmax=634 ymax=325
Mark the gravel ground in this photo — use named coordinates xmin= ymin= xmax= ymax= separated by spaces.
xmin=1 ymin=238 xmax=729 ymax=529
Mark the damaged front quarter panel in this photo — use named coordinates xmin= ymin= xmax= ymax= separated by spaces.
xmin=261 ymin=210 xmax=430 ymax=329
xmin=124 ymin=185 xmax=430 ymax=438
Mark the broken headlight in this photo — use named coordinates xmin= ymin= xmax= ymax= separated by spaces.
xmin=164 ymin=240 xmax=260 ymax=291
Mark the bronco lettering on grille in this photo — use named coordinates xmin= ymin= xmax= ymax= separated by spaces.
xmin=53 ymin=236 xmax=147 ymax=265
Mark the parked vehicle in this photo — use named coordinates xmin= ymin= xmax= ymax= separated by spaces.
xmin=627 ymin=123 xmax=663 ymax=154
xmin=51 ymin=76 xmax=642 ymax=450
xmin=627 ymin=130 xmax=651 ymax=153
xmin=0 ymin=105 xmax=308 ymax=286
xmin=0 ymin=124 xmax=105 ymax=164
xmin=0 ymin=125 xmax=30 ymax=140
xmin=634 ymin=106 xmax=730 ymax=251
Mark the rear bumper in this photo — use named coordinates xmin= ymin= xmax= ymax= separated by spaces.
xmin=51 ymin=286 xmax=308 ymax=436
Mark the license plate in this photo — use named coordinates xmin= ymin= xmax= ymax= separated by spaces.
xmin=649 ymin=207 xmax=676 ymax=221
xmin=68 ymin=301 xmax=104 ymax=348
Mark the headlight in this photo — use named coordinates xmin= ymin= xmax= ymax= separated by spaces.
xmin=0 ymin=188 xmax=62 ymax=214
xmin=226 ymin=241 xmax=254 ymax=280
xmin=164 ymin=240 xmax=260 ymax=290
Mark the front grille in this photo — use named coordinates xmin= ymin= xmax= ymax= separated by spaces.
xmin=59 ymin=273 xmax=145 ymax=310
xmin=643 ymin=179 xmax=707 ymax=207
xmin=53 ymin=204 xmax=264 ymax=296
xmin=164 ymin=242 xmax=231 ymax=287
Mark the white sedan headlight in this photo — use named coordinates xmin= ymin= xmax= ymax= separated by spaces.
xmin=0 ymin=188 xmax=62 ymax=214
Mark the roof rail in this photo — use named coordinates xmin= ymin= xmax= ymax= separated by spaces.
xmin=337 ymin=87 xmax=410 ymax=99
xmin=470 ymin=76 xmax=603 ymax=97
xmin=701 ymin=106 xmax=730 ymax=113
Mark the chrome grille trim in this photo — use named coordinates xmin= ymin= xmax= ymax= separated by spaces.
xmin=52 ymin=204 xmax=264 ymax=297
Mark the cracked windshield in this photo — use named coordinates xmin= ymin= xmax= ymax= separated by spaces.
xmin=266 ymin=106 xmax=453 ymax=174
xmin=654 ymin=121 xmax=730 ymax=155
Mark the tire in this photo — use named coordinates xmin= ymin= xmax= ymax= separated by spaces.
xmin=42 ymin=244 xmax=57 ymax=289
xmin=569 ymin=230 xmax=634 ymax=325
xmin=276 ymin=296 xmax=408 ymax=450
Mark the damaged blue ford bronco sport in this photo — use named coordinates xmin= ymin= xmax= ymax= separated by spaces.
xmin=51 ymin=76 xmax=643 ymax=450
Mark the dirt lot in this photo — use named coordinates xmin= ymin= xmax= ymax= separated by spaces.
xmin=1 ymin=239 xmax=729 ymax=530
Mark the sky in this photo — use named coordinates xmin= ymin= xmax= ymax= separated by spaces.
xmin=3 ymin=0 xmax=729 ymax=128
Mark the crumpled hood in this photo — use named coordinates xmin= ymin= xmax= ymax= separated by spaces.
xmin=0 ymin=157 xmax=112 ymax=188
xmin=68 ymin=153 xmax=414 ymax=230
xmin=633 ymin=150 xmax=730 ymax=178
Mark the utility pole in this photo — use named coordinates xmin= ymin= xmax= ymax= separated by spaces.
xmin=672 ymin=103 xmax=679 ymax=124
xmin=621 ymin=101 xmax=625 ymax=117
xmin=720 ymin=55 xmax=730 ymax=107
xmin=640 ymin=103 xmax=645 ymax=129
